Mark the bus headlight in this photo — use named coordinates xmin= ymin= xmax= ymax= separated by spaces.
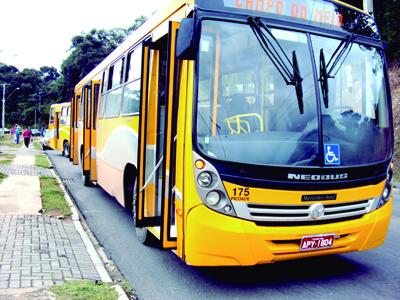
xmin=193 ymin=152 xmax=237 ymax=217
xmin=206 ymin=191 xmax=221 ymax=206
xmin=376 ymin=163 xmax=393 ymax=210
xmin=198 ymin=172 xmax=212 ymax=188
xmin=387 ymin=163 xmax=394 ymax=184
xmin=382 ymin=184 xmax=391 ymax=200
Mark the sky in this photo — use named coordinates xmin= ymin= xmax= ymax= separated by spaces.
xmin=0 ymin=0 xmax=168 ymax=71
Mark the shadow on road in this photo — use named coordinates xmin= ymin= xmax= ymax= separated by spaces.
xmin=191 ymin=255 xmax=371 ymax=286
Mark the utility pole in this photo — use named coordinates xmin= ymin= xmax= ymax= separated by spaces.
xmin=0 ymin=85 xmax=19 ymax=137
xmin=363 ymin=0 xmax=374 ymax=15
xmin=2 ymin=83 xmax=5 ymax=137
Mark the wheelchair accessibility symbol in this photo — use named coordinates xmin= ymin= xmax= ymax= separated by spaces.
xmin=324 ymin=144 xmax=341 ymax=165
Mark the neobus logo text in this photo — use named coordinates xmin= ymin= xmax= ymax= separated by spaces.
xmin=288 ymin=173 xmax=348 ymax=181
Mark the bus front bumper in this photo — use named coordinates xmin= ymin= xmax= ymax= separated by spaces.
xmin=184 ymin=199 xmax=392 ymax=266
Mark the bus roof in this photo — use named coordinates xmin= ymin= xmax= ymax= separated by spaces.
xmin=50 ymin=102 xmax=70 ymax=112
xmin=75 ymin=0 xmax=367 ymax=91
xmin=75 ymin=0 xmax=193 ymax=91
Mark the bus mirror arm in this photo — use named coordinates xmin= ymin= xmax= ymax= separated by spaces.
xmin=176 ymin=18 xmax=198 ymax=60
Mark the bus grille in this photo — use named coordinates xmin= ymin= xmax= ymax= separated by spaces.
xmin=245 ymin=199 xmax=374 ymax=223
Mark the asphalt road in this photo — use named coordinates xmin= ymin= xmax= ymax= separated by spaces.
xmin=48 ymin=150 xmax=400 ymax=300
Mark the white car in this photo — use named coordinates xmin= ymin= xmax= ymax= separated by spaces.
xmin=40 ymin=130 xmax=51 ymax=150
xmin=31 ymin=129 xmax=41 ymax=136
xmin=1 ymin=128 xmax=10 ymax=134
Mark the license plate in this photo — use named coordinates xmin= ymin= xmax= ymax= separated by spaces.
xmin=300 ymin=234 xmax=335 ymax=251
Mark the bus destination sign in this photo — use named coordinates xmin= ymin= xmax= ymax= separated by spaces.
xmin=223 ymin=0 xmax=344 ymax=27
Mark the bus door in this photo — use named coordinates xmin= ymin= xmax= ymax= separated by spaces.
xmin=69 ymin=97 xmax=74 ymax=161
xmin=55 ymin=111 xmax=60 ymax=148
xmin=82 ymin=84 xmax=91 ymax=185
xmin=72 ymin=94 xmax=80 ymax=165
xmin=90 ymin=80 xmax=100 ymax=182
xmin=136 ymin=22 xmax=179 ymax=249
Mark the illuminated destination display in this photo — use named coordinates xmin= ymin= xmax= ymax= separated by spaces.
xmin=223 ymin=0 xmax=344 ymax=26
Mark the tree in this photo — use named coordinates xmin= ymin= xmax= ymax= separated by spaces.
xmin=374 ymin=0 xmax=400 ymax=63
xmin=127 ymin=15 xmax=147 ymax=33
xmin=60 ymin=28 xmax=126 ymax=99
xmin=60 ymin=16 xmax=147 ymax=100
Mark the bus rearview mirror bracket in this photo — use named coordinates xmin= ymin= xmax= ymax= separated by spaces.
xmin=176 ymin=18 xmax=197 ymax=60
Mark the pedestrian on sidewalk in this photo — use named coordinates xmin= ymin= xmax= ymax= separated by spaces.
xmin=23 ymin=127 xmax=32 ymax=148
xmin=15 ymin=124 xmax=21 ymax=144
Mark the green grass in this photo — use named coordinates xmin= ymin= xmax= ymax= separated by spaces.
xmin=40 ymin=176 xmax=72 ymax=217
xmin=33 ymin=139 xmax=43 ymax=151
xmin=0 ymin=172 xmax=7 ymax=184
xmin=0 ymin=134 xmax=21 ymax=148
xmin=51 ymin=280 xmax=118 ymax=300
xmin=35 ymin=154 xmax=51 ymax=169
xmin=0 ymin=154 xmax=15 ymax=165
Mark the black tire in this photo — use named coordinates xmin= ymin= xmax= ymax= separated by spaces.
xmin=132 ymin=177 xmax=153 ymax=245
xmin=62 ymin=141 xmax=70 ymax=157
xmin=80 ymin=152 xmax=91 ymax=187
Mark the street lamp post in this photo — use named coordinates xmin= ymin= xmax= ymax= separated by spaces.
xmin=1 ymin=83 xmax=20 ymax=137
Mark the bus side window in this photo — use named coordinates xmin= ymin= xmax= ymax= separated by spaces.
xmin=122 ymin=45 xmax=142 ymax=115
xmin=66 ymin=106 xmax=71 ymax=126
xmin=104 ymin=58 xmax=124 ymax=117
xmin=49 ymin=108 xmax=55 ymax=124
xmin=79 ymin=91 xmax=85 ymax=122
xmin=60 ymin=106 xmax=67 ymax=125
xmin=99 ymin=69 xmax=108 ymax=119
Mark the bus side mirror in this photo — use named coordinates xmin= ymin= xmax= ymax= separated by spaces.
xmin=176 ymin=18 xmax=197 ymax=60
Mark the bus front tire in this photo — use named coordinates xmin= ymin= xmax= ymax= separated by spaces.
xmin=62 ymin=141 xmax=70 ymax=157
xmin=80 ymin=152 xmax=91 ymax=187
xmin=82 ymin=172 xmax=90 ymax=187
xmin=132 ymin=178 xmax=153 ymax=245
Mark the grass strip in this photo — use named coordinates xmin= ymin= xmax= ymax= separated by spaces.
xmin=40 ymin=176 xmax=72 ymax=217
xmin=33 ymin=139 xmax=43 ymax=151
xmin=0 ymin=134 xmax=21 ymax=146
xmin=0 ymin=154 xmax=15 ymax=165
xmin=35 ymin=154 xmax=51 ymax=169
xmin=0 ymin=172 xmax=7 ymax=184
xmin=51 ymin=280 xmax=118 ymax=300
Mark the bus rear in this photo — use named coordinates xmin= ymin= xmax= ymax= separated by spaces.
xmin=48 ymin=102 xmax=71 ymax=156
xmin=175 ymin=0 xmax=394 ymax=266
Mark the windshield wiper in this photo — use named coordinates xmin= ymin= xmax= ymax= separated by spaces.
xmin=319 ymin=34 xmax=355 ymax=109
xmin=247 ymin=16 xmax=304 ymax=114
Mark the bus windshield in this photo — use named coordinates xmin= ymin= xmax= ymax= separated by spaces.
xmin=195 ymin=20 xmax=391 ymax=167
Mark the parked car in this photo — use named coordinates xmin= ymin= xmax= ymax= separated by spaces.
xmin=40 ymin=130 xmax=51 ymax=150
xmin=31 ymin=129 xmax=41 ymax=137
xmin=0 ymin=128 xmax=10 ymax=134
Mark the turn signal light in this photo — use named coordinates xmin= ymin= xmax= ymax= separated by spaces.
xmin=195 ymin=159 xmax=206 ymax=170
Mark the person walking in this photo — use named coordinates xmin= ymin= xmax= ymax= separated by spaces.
xmin=15 ymin=125 xmax=22 ymax=144
xmin=22 ymin=127 xmax=32 ymax=148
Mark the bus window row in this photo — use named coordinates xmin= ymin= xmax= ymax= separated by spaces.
xmin=98 ymin=44 xmax=142 ymax=118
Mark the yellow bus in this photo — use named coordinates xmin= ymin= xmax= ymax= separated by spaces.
xmin=71 ymin=0 xmax=394 ymax=266
xmin=48 ymin=102 xmax=71 ymax=157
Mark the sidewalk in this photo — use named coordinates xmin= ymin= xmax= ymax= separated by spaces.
xmin=0 ymin=143 xmax=106 ymax=298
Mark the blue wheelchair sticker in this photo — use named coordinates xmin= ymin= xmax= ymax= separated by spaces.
xmin=324 ymin=144 xmax=341 ymax=165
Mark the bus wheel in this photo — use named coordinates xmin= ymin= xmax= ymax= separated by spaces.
xmin=132 ymin=178 xmax=152 ymax=245
xmin=62 ymin=141 xmax=70 ymax=157
xmin=80 ymin=152 xmax=90 ymax=187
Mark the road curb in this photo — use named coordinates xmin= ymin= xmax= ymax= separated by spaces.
xmin=49 ymin=167 xmax=130 ymax=300
xmin=50 ymin=168 xmax=112 ymax=283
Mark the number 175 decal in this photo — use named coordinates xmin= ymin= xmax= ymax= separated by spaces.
xmin=231 ymin=187 xmax=250 ymax=201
